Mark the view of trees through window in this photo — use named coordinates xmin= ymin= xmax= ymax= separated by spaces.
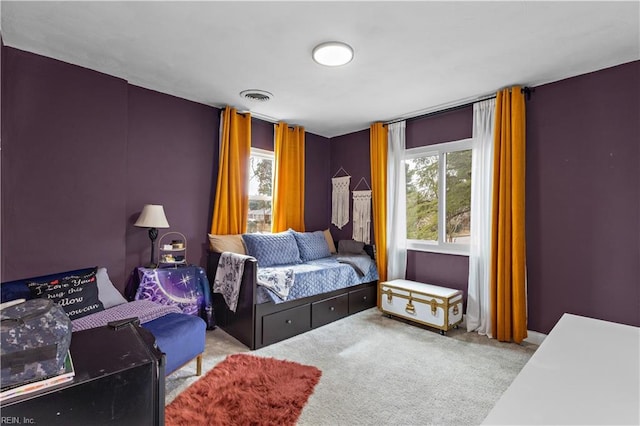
xmin=406 ymin=155 xmax=439 ymax=241
xmin=247 ymin=152 xmax=273 ymax=233
xmin=445 ymin=150 xmax=472 ymax=243
xmin=406 ymin=149 xmax=471 ymax=245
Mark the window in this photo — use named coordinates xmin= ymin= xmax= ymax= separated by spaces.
xmin=405 ymin=138 xmax=472 ymax=254
xmin=247 ymin=148 xmax=274 ymax=233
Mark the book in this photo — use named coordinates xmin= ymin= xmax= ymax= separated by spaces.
xmin=0 ymin=351 xmax=75 ymax=402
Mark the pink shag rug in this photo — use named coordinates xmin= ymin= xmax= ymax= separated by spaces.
xmin=165 ymin=353 xmax=322 ymax=426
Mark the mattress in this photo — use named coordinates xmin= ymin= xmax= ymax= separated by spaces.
xmin=256 ymin=254 xmax=378 ymax=304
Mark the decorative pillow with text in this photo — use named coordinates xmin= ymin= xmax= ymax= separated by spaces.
xmin=27 ymin=268 xmax=105 ymax=320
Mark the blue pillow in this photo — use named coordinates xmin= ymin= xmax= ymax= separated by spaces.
xmin=292 ymin=231 xmax=331 ymax=262
xmin=242 ymin=232 xmax=302 ymax=267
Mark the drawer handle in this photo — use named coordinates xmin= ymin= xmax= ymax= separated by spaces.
xmin=285 ymin=319 xmax=292 ymax=324
xmin=362 ymin=296 xmax=367 ymax=300
xmin=453 ymin=305 xmax=459 ymax=316
xmin=430 ymin=299 xmax=437 ymax=316
xmin=330 ymin=306 xmax=335 ymax=311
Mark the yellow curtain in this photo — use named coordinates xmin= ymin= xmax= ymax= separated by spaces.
xmin=370 ymin=122 xmax=388 ymax=294
xmin=272 ymin=122 xmax=305 ymax=232
xmin=210 ymin=107 xmax=251 ymax=235
xmin=490 ymin=87 xmax=527 ymax=343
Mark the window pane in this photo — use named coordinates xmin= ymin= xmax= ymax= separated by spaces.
xmin=405 ymin=155 xmax=439 ymax=241
xmin=248 ymin=156 xmax=273 ymax=233
xmin=445 ymin=150 xmax=471 ymax=244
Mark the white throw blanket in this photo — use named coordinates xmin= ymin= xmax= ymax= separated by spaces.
xmin=331 ymin=176 xmax=351 ymax=229
xmin=257 ymin=268 xmax=295 ymax=301
xmin=213 ymin=252 xmax=252 ymax=312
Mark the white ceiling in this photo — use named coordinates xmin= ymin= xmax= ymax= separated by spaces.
xmin=1 ymin=1 xmax=639 ymax=138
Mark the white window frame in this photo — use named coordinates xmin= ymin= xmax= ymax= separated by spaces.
xmin=404 ymin=138 xmax=473 ymax=256
xmin=247 ymin=148 xmax=274 ymax=233
xmin=250 ymin=147 xmax=274 ymax=164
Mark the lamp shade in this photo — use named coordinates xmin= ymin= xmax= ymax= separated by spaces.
xmin=134 ymin=205 xmax=170 ymax=228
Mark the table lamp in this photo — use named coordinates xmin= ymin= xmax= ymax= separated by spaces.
xmin=134 ymin=204 xmax=170 ymax=266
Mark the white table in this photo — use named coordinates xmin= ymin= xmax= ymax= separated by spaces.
xmin=483 ymin=313 xmax=640 ymax=425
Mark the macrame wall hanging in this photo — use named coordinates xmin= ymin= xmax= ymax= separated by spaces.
xmin=352 ymin=177 xmax=372 ymax=244
xmin=331 ymin=167 xmax=351 ymax=230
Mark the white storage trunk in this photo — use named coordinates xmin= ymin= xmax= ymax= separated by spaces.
xmin=379 ymin=279 xmax=463 ymax=335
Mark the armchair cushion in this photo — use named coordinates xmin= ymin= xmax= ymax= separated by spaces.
xmin=142 ymin=313 xmax=206 ymax=375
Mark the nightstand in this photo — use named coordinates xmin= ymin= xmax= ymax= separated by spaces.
xmin=0 ymin=323 xmax=165 ymax=425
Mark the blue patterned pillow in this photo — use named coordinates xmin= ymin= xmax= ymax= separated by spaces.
xmin=242 ymin=232 xmax=302 ymax=267
xmin=292 ymin=231 xmax=332 ymax=262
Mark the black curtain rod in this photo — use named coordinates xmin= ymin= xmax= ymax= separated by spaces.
xmin=385 ymin=86 xmax=534 ymax=126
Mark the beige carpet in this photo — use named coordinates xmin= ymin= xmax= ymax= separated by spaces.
xmin=165 ymin=308 xmax=537 ymax=425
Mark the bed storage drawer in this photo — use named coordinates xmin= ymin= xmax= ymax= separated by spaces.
xmin=312 ymin=294 xmax=349 ymax=328
xmin=262 ymin=304 xmax=311 ymax=346
xmin=348 ymin=285 xmax=376 ymax=314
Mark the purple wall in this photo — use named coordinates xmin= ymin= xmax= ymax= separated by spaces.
xmin=406 ymin=106 xmax=473 ymax=148
xmin=403 ymin=107 xmax=473 ymax=296
xmin=125 ymin=86 xmax=218 ymax=278
xmin=305 ymin=133 xmax=331 ymax=231
xmin=1 ymin=47 xmax=129 ymax=287
xmin=3 ymin=42 xmax=636 ymax=331
xmin=251 ymin=117 xmax=273 ymax=151
xmin=0 ymin=46 xmax=329 ymax=291
xmin=526 ymin=61 xmax=639 ymax=332
xmin=406 ymin=251 xmax=469 ymax=292
xmin=329 ymin=129 xmax=372 ymax=242
xmin=1 ymin=39 xmax=5 ymax=275
xmin=251 ymin=118 xmax=330 ymax=231
xmin=329 ymin=66 xmax=640 ymax=333
xmin=328 ymin=118 xmax=473 ymax=296
xmin=1 ymin=47 xmax=219 ymax=292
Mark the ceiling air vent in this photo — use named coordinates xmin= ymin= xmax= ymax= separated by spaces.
xmin=239 ymin=89 xmax=273 ymax=102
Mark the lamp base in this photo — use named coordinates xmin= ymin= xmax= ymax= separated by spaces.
xmin=148 ymin=227 xmax=158 ymax=266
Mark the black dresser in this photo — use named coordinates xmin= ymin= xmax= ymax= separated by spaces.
xmin=1 ymin=323 xmax=165 ymax=425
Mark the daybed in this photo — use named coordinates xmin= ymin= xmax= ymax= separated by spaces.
xmin=0 ymin=267 xmax=206 ymax=376
xmin=207 ymin=230 xmax=379 ymax=350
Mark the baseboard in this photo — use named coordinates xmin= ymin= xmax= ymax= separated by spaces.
xmin=462 ymin=314 xmax=548 ymax=345
xmin=524 ymin=330 xmax=547 ymax=345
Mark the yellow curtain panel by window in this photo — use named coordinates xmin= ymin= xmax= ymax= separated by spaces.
xmin=272 ymin=122 xmax=305 ymax=233
xmin=370 ymin=122 xmax=388 ymax=286
xmin=490 ymin=87 xmax=527 ymax=343
xmin=210 ymin=107 xmax=251 ymax=235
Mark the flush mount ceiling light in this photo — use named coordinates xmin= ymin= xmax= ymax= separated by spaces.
xmin=312 ymin=41 xmax=354 ymax=67
xmin=239 ymin=89 xmax=273 ymax=102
